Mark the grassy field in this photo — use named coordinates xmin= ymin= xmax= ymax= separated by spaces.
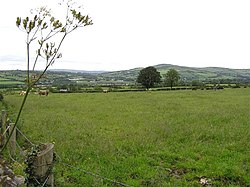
xmin=0 ymin=81 xmax=24 ymax=85
xmin=4 ymin=88 xmax=250 ymax=186
xmin=0 ymin=100 xmax=4 ymax=110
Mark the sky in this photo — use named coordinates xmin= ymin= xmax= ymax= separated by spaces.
xmin=1 ymin=0 xmax=250 ymax=71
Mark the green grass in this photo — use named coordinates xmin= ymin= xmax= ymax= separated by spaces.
xmin=0 ymin=81 xmax=24 ymax=85
xmin=0 ymin=78 xmax=10 ymax=81
xmin=4 ymin=88 xmax=250 ymax=186
xmin=0 ymin=101 xmax=4 ymax=110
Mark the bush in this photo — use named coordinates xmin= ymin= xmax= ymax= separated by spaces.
xmin=0 ymin=93 xmax=3 ymax=102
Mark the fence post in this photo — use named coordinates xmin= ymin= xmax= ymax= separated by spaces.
xmin=0 ymin=110 xmax=7 ymax=148
xmin=8 ymin=123 xmax=16 ymax=157
xmin=33 ymin=143 xmax=54 ymax=186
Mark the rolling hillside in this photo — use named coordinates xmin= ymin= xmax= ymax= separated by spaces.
xmin=1 ymin=64 xmax=250 ymax=88
xmin=100 ymin=64 xmax=250 ymax=82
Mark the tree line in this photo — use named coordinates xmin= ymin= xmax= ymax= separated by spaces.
xmin=137 ymin=66 xmax=180 ymax=90
xmin=136 ymin=66 xmax=250 ymax=90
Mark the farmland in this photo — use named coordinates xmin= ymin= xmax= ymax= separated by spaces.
xmin=1 ymin=64 xmax=250 ymax=91
xmin=3 ymin=88 xmax=250 ymax=186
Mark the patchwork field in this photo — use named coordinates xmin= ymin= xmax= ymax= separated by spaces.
xmin=4 ymin=88 xmax=250 ymax=186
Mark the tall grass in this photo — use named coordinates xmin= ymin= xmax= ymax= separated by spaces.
xmin=5 ymin=88 xmax=250 ymax=186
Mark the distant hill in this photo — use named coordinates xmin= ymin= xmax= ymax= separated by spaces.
xmin=100 ymin=64 xmax=250 ymax=82
xmin=1 ymin=64 xmax=250 ymax=88
xmin=48 ymin=69 xmax=107 ymax=74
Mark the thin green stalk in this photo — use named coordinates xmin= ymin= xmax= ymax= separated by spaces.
xmin=1 ymin=33 xmax=68 ymax=153
xmin=27 ymin=36 xmax=30 ymax=85
xmin=1 ymin=33 xmax=32 ymax=153
xmin=32 ymin=44 xmax=43 ymax=71
xmin=0 ymin=87 xmax=31 ymax=152
xmin=1 ymin=33 xmax=68 ymax=152
xmin=32 ymin=33 xmax=67 ymax=86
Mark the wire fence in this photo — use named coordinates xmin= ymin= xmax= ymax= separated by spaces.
xmin=60 ymin=161 xmax=134 ymax=187
xmin=6 ymin=124 xmax=134 ymax=187
xmin=16 ymin=127 xmax=35 ymax=146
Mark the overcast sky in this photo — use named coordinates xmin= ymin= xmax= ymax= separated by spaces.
xmin=1 ymin=0 xmax=250 ymax=71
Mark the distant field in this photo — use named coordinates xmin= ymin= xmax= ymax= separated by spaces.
xmin=4 ymin=88 xmax=250 ymax=186
xmin=0 ymin=81 xmax=24 ymax=85
xmin=0 ymin=78 xmax=10 ymax=81
xmin=0 ymin=75 xmax=24 ymax=85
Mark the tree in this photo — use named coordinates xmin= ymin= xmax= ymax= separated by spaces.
xmin=1 ymin=1 xmax=93 ymax=152
xmin=164 ymin=69 xmax=180 ymax=89
xmin=137 ymin=66 xmax=161 ymax=90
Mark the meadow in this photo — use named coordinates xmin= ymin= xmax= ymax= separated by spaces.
xmin=4 ymin=88 xmax=250 ymax=186
xmin=0 ymin=81 xmax=24 ymax=85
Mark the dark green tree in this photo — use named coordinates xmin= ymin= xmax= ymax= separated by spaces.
xmin=164 ymin=68 xmax=180 ymax=89
xmin=137 ymin=66 xmax=161 ymax=90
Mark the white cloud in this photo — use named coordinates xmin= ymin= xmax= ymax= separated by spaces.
xmin=1 ymin=0 xmax=250 ymax=70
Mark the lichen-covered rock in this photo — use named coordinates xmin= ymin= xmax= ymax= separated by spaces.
xmin=0 ymin=166 xmax=4 ymax=175
xmin=14 ymin=175 xmax=25 ymax=186
xmin=0 ymin=163 xmax=25 ymax=186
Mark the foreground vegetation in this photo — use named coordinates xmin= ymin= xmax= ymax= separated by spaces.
xmin=4 ymin=88 xmax=250 ymax=186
